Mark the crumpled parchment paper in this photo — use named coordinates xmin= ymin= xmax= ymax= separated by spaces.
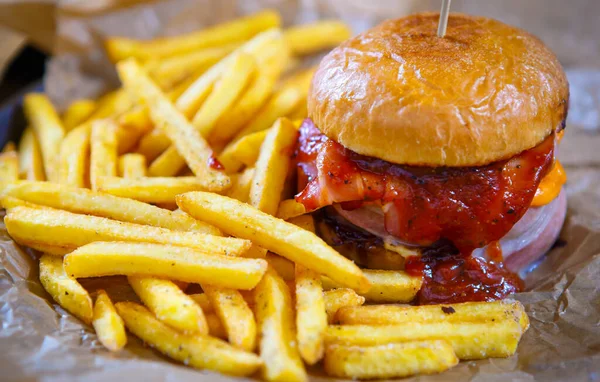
xmin=0 ymin=1 xmax=599 ymax=381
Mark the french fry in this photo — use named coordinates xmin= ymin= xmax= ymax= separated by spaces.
xmin=189 ymin=293 xmax=214 ymax=313
xmin=0 ymin=149 xmax=18 ymax=182
xmin=322 ymin=269 xmax=422 ymax=303
xmin=5 ymin=206 xmax=248 ymax=256
xmin=23 ymin=94 xmax=65 ymax=182
xmin=129 ymin=276 xmax=209 ymax=334
xmin=176 ymin=28 xmax=283 ymax=117
xmin=90 ymin=120 xmax=118 ymax=190
xmin=116 ymin=106 xmax=153 ymax=154
xmin=97 ymin=176 xmax=212 ymax=204
xmin=324 ymin=341 xmax=458 ymax=379
xmin=65 ymin=242 xmax=267 ymax=290
xmin=218 ymin=129 xmax=268 ymax=173
xmin=105 ymin=10 xmax=281 ymax=62
xmin=266 ymin=253 xmax=295 ymax=281
xmin=284 ymin=20 xmax=352 ymax=56
xmin=118 ymin=59 xmax=230 ymax=190
xmin=136 ymin=129 xmax=170 ymax=162
xmin=276 ymin=199 xmax=306 ymax=220
xmin=206 ymin=312 xmax=227 ymax=339
xmin=335 ymin=300 xmax=530 ymax=330
xmin=177 ymin=192 xmax=370 ymax=293
xmin=62 ymin=99 xmax=96 ymax=131
xmin=18 ymin=127 xmax=45 ymax=181
xmin=233 ymin=68 xmax=314 ymax=140
xmin=1 ymin=195 xmax=45 ymax=211
xmin=86 ymin=89 xmax=133 ymax=122
xmin=58 ymin=125 xmax=90 ymax=188
xmin=147 ymin=146 xmax=186 ymax=177
xmin=227 ymin=167 xmax=255 ymax=203
xmin=203 ymin=285 xmax=257 ymax=351
xmin=39 ymin=254 xmax=93 ymax=324
xmin=4 ymin=181 xmax=220 ymax=235
xmin=249 ymin=118 xmax=298 ymax=215
xmin=254 ymin=268 xmax=307 ymax=382
xmin=118 ymin=153 xmax=146 ymax=178
xmin=93 ymin=290 xmax=127 ymax=351
xmin=167 ymin=72 xmax=203 ymax=102
xmin=115 ymin=302 xmax=263 ymax=377
xmin=210 ymin=39 xmax=288 ymax=144
xmin=324 ymin=288 xmax=365 ymax=323
xmin=325 ymin=319 xmax=524 ymax=360
xmin=295 ymin=264 xmax=327 ymax=364
xmin=148 ymin=43 xmax=238 ymax=90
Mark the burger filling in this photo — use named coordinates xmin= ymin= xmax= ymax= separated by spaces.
xmin=294 ymin=119 xmax=566 ymax=304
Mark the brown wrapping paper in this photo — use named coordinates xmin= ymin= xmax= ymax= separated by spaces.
xmin=1 ymin=1 xmax=599 ymax=381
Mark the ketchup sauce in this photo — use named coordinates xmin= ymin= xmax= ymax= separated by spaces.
xmin=207 ymin=154 xmax=225 ymax=170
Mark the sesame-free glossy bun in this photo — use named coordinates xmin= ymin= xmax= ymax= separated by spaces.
xmin=308 ymin=13 xmax=569 ymax=166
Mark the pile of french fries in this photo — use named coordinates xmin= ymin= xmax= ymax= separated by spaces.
xmin=0 ymin=10 xmax=529 ymax=381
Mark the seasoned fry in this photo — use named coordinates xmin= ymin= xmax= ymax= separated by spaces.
xmin=295 ymin=264 xmax=327 ymax=364
xmin=115 ymin=302 xmax=263 ymax=377
xmin=105 ymin=10 xmax=280 ymax=62
xmin=266 ymin=253 xmax=295 ymax=281
xmin=58 ymin=125 xmax=90 ymax=188
xmin=118 ymin=59 xmax=230 ymax=190
xmin=18 ymin=127 xmax=45 ymax=181
xmin=249 ymin=118 xmax=298 ymax=215
xmin=284 ymin=20 xmax=352 ymax=56
xmin=90 ymin=120 xmax=118 ymax=190
xmin=0 ymin=149 xmax=18 ymax=182
xmin=177 ymin=192 xmax=370 ymax=293
xmin=206 ymin=312 xmax=228 ymax=339
xmin=116 ymin=106 xmax=153 ymax=154
xmin=87 ymin=89 xmax=133 ymax=121
xmin=276 ymin=199 xmax=306 ymax=220
xmin=324 ymin=288 xmax=365 ymax=323
xmin=254 ymin=268 xmax=307 ymax=382
xmin=62 ymin=99 xmax=96 ymax=131
xmin=189 ymin=293 xmax=214 ymax=313
xmin=227 ymin=167 xmax=255 ymax=203
xmin=97 ymin=176 xmax=211 ymax=204
xmin=129 ymin=276 xmax=209 ymax=334
xmin=65 ymin=242 xmax=267 ymax=289
xmin=322 ymin=269 xmax=422 ymax=303
xmin=335 ymin=300 xmax=530 ymax=330
xmin=218 ymin=129 xmax=268 ymax=173
xmin=118 ymin=153 xmax=146 ymax=178
xmin=23 ymin=94 xmax=65 ymax=182
xmin=1 ymin=196 xmax=46 ymax=211
xmin=233 ymin=68 xmax=314 ymax=140
xmin=93 ymin=290 xmax=127 ymax=352
xmin=324 ymin=341 xmax=458 ymax=379
xmin=39 ymin=254 xmax=93 ymax=324
xmin=148 ymin=43 xmax=237 ymax=90
xmin=136 ymin=129 xmax=170 ymax=162
xmin=4 ymin=181 xmax=219 ymax=235
xmin=203 ymin=285 xmax=257 ymax=351
xmin=147 ymin=146 xmax=186 ymax=177
xmin=325 ymin=319 xmax=524 ymax=360
xmin=5 ymin=206 xmax=248 ymax=256
xmin=176 ymin=28 xmax=283 ymax=117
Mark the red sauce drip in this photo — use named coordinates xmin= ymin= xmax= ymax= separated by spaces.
xmin=294 ymin=119 xmax=555 ymax=254
xmin=486 ymin=241 xmax=503 ymax=262
xmin=405 ymin=248 xmax=524 ymax=304
xmin=207 ymin=154 xmax=224 ymax=170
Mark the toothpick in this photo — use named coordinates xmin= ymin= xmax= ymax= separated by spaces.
xmin=437 ymin=0 xmax=452 ymax=37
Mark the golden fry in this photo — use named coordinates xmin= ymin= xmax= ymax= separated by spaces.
xmin=254 ymin=268 xmax=307 ymax=382
xmin=62 ymin=99 xmax=96 ymax=131
xmin=5 ymin=206 xmax=248 ymax=256
xmin=189 ymin=293 xmax=214 ymax=313
xmin=18 ymin=127 xmax=45 ymax=181
xmin=206 ymin=312 xmax=228 ymax=339
xmin=324 ymin=288 xmax=365 ymax=323
xmin=23 ymin=94 xmax=65 ymax=182
xmin=93 ymin=290 xmax=127 ymax=351
xmin=227 ymin=167 xmax=255 ymax=203
xmin=147 ymin=146 xmax=186 ymax=177
xmin=58 ymin=125 xmax=90 ymax=188
xmin=177 ymin=192 xmax=370 ymax=292
xmin=129 ymin=276 xmax=208 ymax=334
xmin=0 ymin=150 xmax=18 ymax=183
xmin=90 ymin=120 xmax=118 ymax=190
xmin=276 ymin=199 xmax=306 ymax=220
xmin=116 ymin=106 xmax=153 ymax=154
xmin=39 ymin=254 xmax=93 ymax=324
xmin=65 ymin=242 xmax=267 ymax=289
xmin=203 ymin=285 xmax=257 ymax=351
xmin=295 ymin=264 xmax=327 ymax=364
xmin=218 ymin=129 xmax=267 ymax=173
xmin=324 ymin=341 xmax=458 ymax=379
xmin=115 ymin=302 xmax=263 ymax=377
xmin=249 ymin=118 xmax=297 ymax=215
xmin=284 ymin=20 xmax=351 ymax=56
xmin=265 ymin=253 xmax=295 ymax=281
xmin=136 ymin=129 xmax=170 ymax=162
xmin=118 ymin=153 xmax=146 ymax=178
xmin=97 ymin=176 xmax=212 ymax=204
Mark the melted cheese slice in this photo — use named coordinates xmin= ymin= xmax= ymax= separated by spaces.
xmin=531 ymin=160 xmax=566 ymax=207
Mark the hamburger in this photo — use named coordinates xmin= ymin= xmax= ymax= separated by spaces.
xmin=293 ymin=13 xmax=568 ymax=304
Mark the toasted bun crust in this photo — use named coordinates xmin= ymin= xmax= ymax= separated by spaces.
xmin=308 ymin=13 xmax=569 ymax=166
